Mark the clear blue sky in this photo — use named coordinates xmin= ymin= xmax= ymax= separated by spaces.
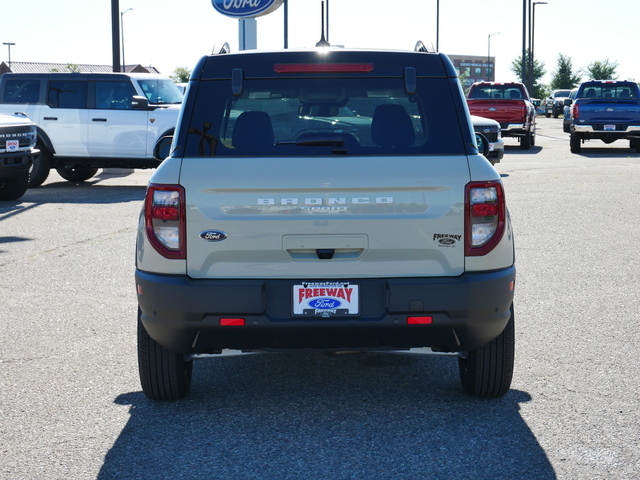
xmin=2 ymin=0 xmax=638 ymax=84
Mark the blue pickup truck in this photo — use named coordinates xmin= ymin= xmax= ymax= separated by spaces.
xmin=569 ymin=80 xmax=640 ymax=153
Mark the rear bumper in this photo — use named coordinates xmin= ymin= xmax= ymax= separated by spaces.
xmin=136 ymin=266 xmax=516 ymax=354
xmin=501 ymin=124 xmax=529 ymax=137
xmin=572 ymin=124 xmax=640 ymax=138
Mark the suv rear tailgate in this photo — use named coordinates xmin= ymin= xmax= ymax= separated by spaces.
xmin=181 ymin=154 xmax=470 ymax=279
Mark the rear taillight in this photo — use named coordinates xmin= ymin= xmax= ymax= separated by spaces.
xmin=145 ymin=184 xmax=185 ymax=259
xmin=572 ymin=104 xmax=579 ymax=119
xmin=465 ymin=181 xmax=506 ymax=256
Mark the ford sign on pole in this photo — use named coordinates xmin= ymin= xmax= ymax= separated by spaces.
xmin=212 ymin=0 xmax=284 ymax=19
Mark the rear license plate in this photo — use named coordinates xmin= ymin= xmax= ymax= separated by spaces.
xmin=293 ymin=282 xmax=359 ymax=317
xmin=604 ymin=125 xmax=615 ymax=131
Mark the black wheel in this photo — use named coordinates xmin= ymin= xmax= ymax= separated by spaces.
xmin=630 ymin=139 xmax=640 ymax=153
xmin=459 ymin=304 xmax=515 ymax=398
xmin=0 ymin=171 xmax=29 ymax=201
xmin=28 ymin=147 xmax=51 ymax=188
xmin=520 ymin=131 xmax=531 ymax=150
xmin=56 ymin=166 xmax=98 ymax=182
xmin=137 ymin=310 xmax=192 ymax=400
xmin=570 ymin=133 xmax=581 ymax=153
xmin=545 ymin=112 xmax=550 ymax=118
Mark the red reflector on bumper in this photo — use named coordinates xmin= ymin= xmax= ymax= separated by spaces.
xmin=220 ymin=318 xmax=245 ymax=326
xmin=407 ymin=316 xmax=433 ymax=325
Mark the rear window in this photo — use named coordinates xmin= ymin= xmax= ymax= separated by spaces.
xmin=183 ymin=77 xmax=465 ymax=157
xmin=468 ymin=85 xmax=523 ymax=100
xmin=580 ymin=83 xmax=638 ymax=99
xmin=2 ymin=79 xmax=41 ymax=104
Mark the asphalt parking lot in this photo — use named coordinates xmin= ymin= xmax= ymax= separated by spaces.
xmin=1 ymin=117 xmax=639 ymax=479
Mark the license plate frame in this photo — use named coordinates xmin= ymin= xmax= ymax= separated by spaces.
xmin=292 ymin=282 xmax=360 ymax=317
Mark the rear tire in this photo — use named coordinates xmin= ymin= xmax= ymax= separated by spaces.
xmin=0 ymin=171 xmax=29 ymax=201
xmin=56 ymin=166 xmax=98 ymax=182
xmin=570 ymin=133 xmax=581 ymax=153
xmin=137 ymin=310 xmax=193 ymax=400
xmin=520 ymin=131 xmax=531 ymax=150
xmin=458 ymin=304 xmax=515 ymax=398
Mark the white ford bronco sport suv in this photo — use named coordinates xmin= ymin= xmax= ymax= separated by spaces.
xmin=0 ymin=72 xmax=181 ymax=187
xmin=135 ymin=46 xmax=516 ymax=400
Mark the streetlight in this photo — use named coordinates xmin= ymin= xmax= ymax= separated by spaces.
xmin=487 ymin=32 xmax=501 ymax=81
xmin=120 ymin=7 xmax=133 ymax=73
xmin=3 ymin=42 xmax=15 ymax=68
xmin=528 ymin=1 xmax=547 ymax=96
xmin=436 ymin=0 xmax=440 ymax=51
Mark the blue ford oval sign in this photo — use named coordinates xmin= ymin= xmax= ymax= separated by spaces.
xmin=309 ymin=298 xmax=342 ymax=310
xmin=212 ymin=0 xmax=284 ymax=18
xmin=199 ymin=230 xmax=228 ymax=242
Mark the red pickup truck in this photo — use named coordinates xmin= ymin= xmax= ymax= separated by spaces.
xmin=467 ymin=82 xmax=536 ymax=150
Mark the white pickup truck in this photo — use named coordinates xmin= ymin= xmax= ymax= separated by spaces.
xmin=0 ymin=72 xmax=181 ymax=186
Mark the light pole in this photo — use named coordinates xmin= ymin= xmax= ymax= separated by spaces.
xmin=120 ymin=7 xmax=133 ymax=73
xmin=436 ymin=0 xmax=440 ymax=51
xmin=528 ymin=1 xmax=547 ymax=96
xmin=3 ymin=42 xmax=15 ymax=68
xmin=487 ymin=32 xmax=501 ymax=81
xmin=531 ymin=2 xmax=547 ymax=95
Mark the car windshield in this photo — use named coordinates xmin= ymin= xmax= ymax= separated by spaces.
xmin=183 ymin=77 xmax=466 ymax=157
xmin=137 ymin=78 xmax=183 ymax=105
xmin=554 ymin=90 xmax=571 ymax=97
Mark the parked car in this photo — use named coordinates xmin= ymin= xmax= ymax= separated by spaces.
xmin=0 ymin=72 xmax=182 ymax=187
xmin=0 ymin=113 xmax=38 ymax=201
xmin=135 ymin=46 xmax=516 ymax=401
xmin=545 ymin=89 xmax=572 ymax=118
xmin=466 ymin=81 xmax=536 ymax=149
xmin=471 ymin=115 xmax=504 ymax=164
xmin=562 ymin=88 xmax=578 ymax=133
xmin=569 ymin=80 xmax=640 ymax=153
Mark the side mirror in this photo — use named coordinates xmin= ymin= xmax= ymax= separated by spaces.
xmin=132 ymin=95 xmax=150 ymax=110
xmin=564 ymin=98 xmax=573 ymax=106
xmin=153 ymin=135 xmax=173 ymax=160
xmin=475 ymin=133 xmax=490 ymax=157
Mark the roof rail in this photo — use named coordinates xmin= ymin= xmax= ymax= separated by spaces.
xmin=414 ymin=40 xmax=434 ymax=53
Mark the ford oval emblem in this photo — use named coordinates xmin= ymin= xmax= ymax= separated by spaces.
xmin=199 ymin=230 xmax=227 ymax=242
xmin=211 ymin=0 xmax=284 ymax=18
xmin=488 ymin=107 xmax=498 ymax=112
xmin=309 ymin=298 xmax=342 ymax=309
xmin=438 ymin=238 xmax=456 ymax=245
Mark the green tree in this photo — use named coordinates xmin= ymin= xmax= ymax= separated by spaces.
xmin=550 ymin=54 xmax=582 ymax=89
xmin=170 ymin=67 xmax=191 ymax=83
xmin=49 ymin=63 xmax=80 ymax=73
xmin=510 ymin=50 xmax=546 ymax=98
xmin=585 ymin=58 xmax=618 ymax=80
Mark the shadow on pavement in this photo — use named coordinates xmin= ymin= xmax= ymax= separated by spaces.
xmin=99 ymin=352 xmax=555 ymax=480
